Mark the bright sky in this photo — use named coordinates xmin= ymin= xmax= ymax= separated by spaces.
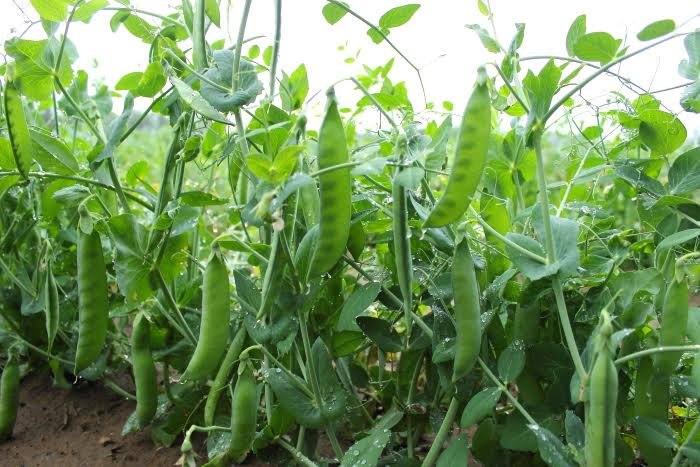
xmin=2 ymin=1 xmax=699 ymax=129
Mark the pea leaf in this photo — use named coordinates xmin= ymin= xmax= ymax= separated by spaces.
xmin=5 ymin=38 xmax=73 ymax=100
xmin=200 ymin=50 xmax=263 ymax=112
xmin=498 ymin=341 xmax=526 ymax=382
xmin=680 ymin=80 xmax=700 ymax=113
xmin=460 ymin=387 xmax=502 ymax=428
xmin=379 ymin=4 xmax=420 ymax=29
xmin=573 ymin=32 xmax=621 ymax=64
xmin=169 ymin=75 xmax=232 ymax=124
xmin=638 ymin=109 xmax=687 ymax=154
xmin=669 ymin=147 xmax=700 ymax=194
xmin=437 ymin=434 xmax=469 ymax=467
xmin=466 ymin=24 xmax=500 ymax=53
xmin=336 ymin=282 xmax=381 ymax=332
xmin=356 ymin=316 xmax=402 ymax=353
xmin=108 ymin=214 xmax=153 ymax=306
xmin=29 ymin=128 xmax=79 ymax=175
xmin=566 ymin=15 xmax=586 ymax=57
xmin=528 ymin=424 xmax=576 ymax=467
xmin=179 ymin=191 xmax=228 ymax=206
xmin=30 ymin=0 xmax=70 ymax=22
xmin=632 ymin=416 xmax=676 ymax=448
xmin=657 ymin=229 xmax=700 ymax=250
xmin=311 ymin=338 xmax=348 ymax=423
xmin=637 ymin=19 xmax=675 ymax=41
xmin=523 ymin=59 xmax=561 ymax=120
xmin=322 ymin=2 xmax=348 ymax=25
xmin=73 ymin=0 xmax=108 ymax=23
xmin=565 ymin=411 xmax=585 ymax=450
xmin=339 ymin=426 xmax=391 ymax=467
xmin=679 ymin=32 xmax=700 ymax=80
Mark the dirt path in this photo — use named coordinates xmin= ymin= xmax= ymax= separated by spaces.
xmin=0 ymin=372 xmax=183 ymax=467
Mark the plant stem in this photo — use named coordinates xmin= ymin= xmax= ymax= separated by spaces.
xmin=103 ymin=378 xmax=136 ymax=400
xmin=671 ymin=416 xmax=700 ymax=467
xmin=278 ymin=438 xmax=320 ymax=467
xmin=615 ymin=345 xmax=700 ymax=366
xmin=154 ymin=271 xmax=197 ymax=345
xmin=532 ymin=132 xmax=586 ymax=383
xmin=477 ymin=358 xmax=536 ymax=425
xmin=192 ymin=0 xmax=207 ymax=71
xmin=420 ymin=397 xmax=459 ymax=467
xmin=269 ymin=0 xmax=282 ymax=98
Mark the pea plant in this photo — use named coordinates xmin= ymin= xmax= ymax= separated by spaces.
xmin=1 ymin=1 xmax=700 ymax=466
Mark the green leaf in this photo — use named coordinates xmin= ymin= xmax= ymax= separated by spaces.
xmin=322 ymin=2 xmax=348 ymax=25
xmin=379 ymin=4 xmax=420 ymax=29
xmin=356 ymin=316 xmax=402 ymax=353
xmin=367 ymin=26 xmax=390 ymax=44
xmin=5 ymin=38 xmax=73 ymax=101
xmin=310 ymin=338 xmax=348 ymax=423
xmin=658 ymin=229 xmax=700 ymax=250
xmin=266 ymin=367 xmax=322 ymax=428
xmin=179 ymin=191 xmax=228 ymax=206
xmin=135 ymin=61 xmax=166 ymax=97
xmin=681 ymin=80 xmax=700 ymax=113
xmin=280 ymin=64 xmax=309 ymax=112
xmin=246 ymin=153 xmax=273 ymax=182
xmin=638 ymin=109 xmax=687 ymax=154
xmin=73 ymin=0 xmax=108 ymax=23
xmin=200 ymin=50 xmax=263 ymax=112
xmin=431 ymin=307 xmax=456 ymax=364
xmin=437 ymin=434 xmax=469 ymax=467
xmin=466 ymin=24 xmax=500 ymax=53
xmin=336 ymin=282 xmax=381 ymax=332
xmin=566 ymin=15 xmax=586 ymax=57
xmin=29 ymin=128 xmax=79 ymax=175
xmin=573 ymin=32 xmax=621 ymax=64
xmin=498 ymin=341 xmax=526 ymax=382
xmin=169 ymin=75 xmax=232 ymax=124
xmin=609 ymin=269 xmax=663 ymax=310
xmin=115 ymin=72 xmax=143 ymax=91
xmin=679 ymin=32 xmax=700 ymax=80
xmin=564 ymin=410 xmax=585 ymax=450
xmin=632 ymin=416 xmax=676 ymax=448
xmin=30 ymin=0 xmax=70 ymax=22
xmin=460 ymin=387 xmax=502 ymax=428
xmin=394 ymin=167 xmax=424 ymax=189
xmin=477 ymin=0 xmax=489 ymax=16
xmin=528 ymin=424 xmax=576 ymax=467
xmin=669 ymin=147 xmax=700 ymax=194
xmin=523 ymin=59 xmax=561 ymax=120
xmin=205 ymin=0 xmax=220 ymax=27
xmin=637 ymin=19 xmax=675 ymax=41
xmin=339 ymin=427 xmax=391 ymax=467
xmin=271 ymin=145 xmax=302 ymax=183
xmin=108 ymin=214 xmax=153 ymax=306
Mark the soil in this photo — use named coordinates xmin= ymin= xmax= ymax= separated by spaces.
xmin=0 ymin=372 xmax=183 ymax=467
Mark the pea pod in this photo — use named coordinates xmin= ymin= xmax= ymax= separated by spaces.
xmin=182 ymin=244 xmax=230 ymax=381
xmin=424 ymin=68 xmax=491 ymax=228
xmin=44 ymin=260 xmax=59 ymax=354
xmin=74 ymin=228 xmax=109 ymax=374
xmin=309 ymin=88 xmax=352 ymax=277
xmin=131 ymin=313 xmax=157 ymax=427
xmin=452 ymin=238 xmax=481 ymax=382
xmin=585 ymin=311 xmax=617 ymax=467
xmin=392 ymin=164 xmax=413 ymax=338
xmin=3 ymin=80 xmax=32 ymax=178
xmin=204 ymin=326 xmax=247 ymax=426
xmin=226 ymin=360 xmax=258 ymax=463
xmin=653 ymin=271 xmax=688 ymax=378
xmin=0 ymin=353 xmax=20 ymax=442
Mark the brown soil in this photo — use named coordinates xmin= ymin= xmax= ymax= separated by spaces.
xmin=0 ymin=372 xmax=183 ymax=467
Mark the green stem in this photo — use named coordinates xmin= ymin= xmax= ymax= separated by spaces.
xmin=615 ymin=345 xmax=700 ymax=366
xmin=192 ymin=0 xmax=207 ymax=71
xmin=350 ymin=77 xmax=398 ymax=129
xmin=278 ymin=438 xmax=319 ymax=467
xmin=232 ymin=0 xmax=253 ymax=91
xmin=420 ymin=397 xmax=459 ymax=467
xmin=0 ymin=256 xmax=35 ymax=297
xmin=103 ymin=378 xmax=136 ymax=400
xmin=532 ymin=132 xmax=586 ymax=383
xmin=102 ymin=6 xmax=184 ymax=26
xmin=478 ymin=358 xmax=536 ymax=425
xmin=671 ymin=416 xmax=700 ymax=467
xmin=269 ymin=0 xmax=282 ymax=98
xmin=543 ymin=33 xmax=685 ymax=124
xmin=154 ymin=271 xmax=197 ymax=345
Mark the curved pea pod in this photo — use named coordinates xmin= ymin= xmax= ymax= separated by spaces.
xmin=131 ymin=313 xmax=157 ymax=427
xmin=309 ymin=88 xmax=352 ymax=277
xmin=44 ymin=261 xmax=60 ymax=354
xmin=653 ymin=273 xmax=688 ymax=378
xmin=0 ymin=353 xmax=20 ymax=442
xmin=424 ymin=69 xmax=490 ymax=228
xmin=204 ymin=326 xmax=247 ymax=426
xmin=3 ymin=80 xmax=32 ymax=178
xmin=74 ymin=229 xmax=109 ymax=374
xmin=584 ymin=313 xmax=617 ymax=467
xmin=182 ymin=245 xmax=231 ymax=381
xmin=226 ymin=361 xmax=258 ymax=463
xmin=452 ymin=239 xmax=481 ymax=382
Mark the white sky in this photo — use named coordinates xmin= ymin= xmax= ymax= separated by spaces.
xmin=2 ymin=1 xmax=699 ymax=129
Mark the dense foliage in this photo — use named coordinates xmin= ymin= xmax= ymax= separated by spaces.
xmin=1 ymin=1 xmax=699 ymax=466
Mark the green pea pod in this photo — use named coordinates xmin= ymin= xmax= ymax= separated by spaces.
xmin=45 ymin=260 xmax=59 ymax=354
xmin=309 ymin=88 xmax=352 ymax=277
xmin=182 ymin=245 xmax=230 ymax=381
xmin=75 ymin=229 xmax=109 ymax=374
xmin=131 ymin=313 xmax=157 ymax=427
xmin=0 ymin=353 xmax=20 ymax=442
xmin=653 ymin=272 xmax=688 ymax=378
xmin=226 ymin=360 xmax=258 ymax=463
xmin=585 ymin=312 xmax=617 ymax=467
xmin=3 ymin=80 xmax=32 ymax=178
xmin=424 ymin=68 xmax=491 ymax=228
xmin=452 ymin=239 xmax=481 ymax=382
xmin=392 ymin=173 xmax=413 ymax=337
xmin=204 ymin=326 xmax=247 ymax=426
